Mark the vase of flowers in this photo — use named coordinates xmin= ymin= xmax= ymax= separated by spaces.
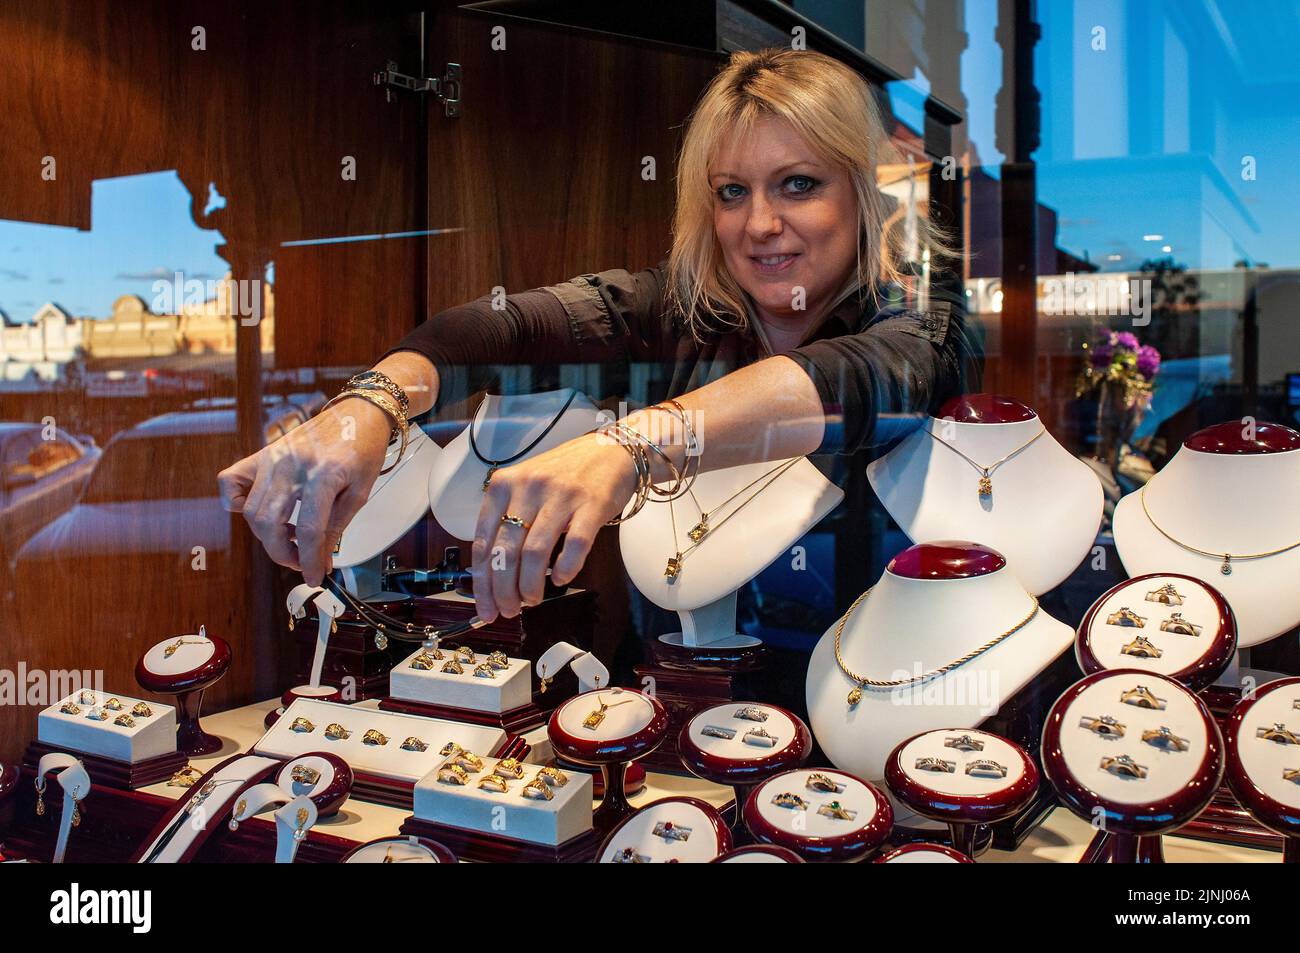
xmin=1077 ymin=330 xmax=1161 ymax=470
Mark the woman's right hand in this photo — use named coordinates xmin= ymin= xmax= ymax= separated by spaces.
xmin=217 ymin=396 xmax=394 ymax=586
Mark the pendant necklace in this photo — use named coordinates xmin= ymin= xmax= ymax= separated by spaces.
xmin=468 ymin=389 xmax=579 ymax=491
xmin=664 ymin=458 xmax=802 ymax=581
xmin=924 ymin=427 xmax=1047 ymax=500
xmin=1139 ymin=486 xmax=1300 ymax=576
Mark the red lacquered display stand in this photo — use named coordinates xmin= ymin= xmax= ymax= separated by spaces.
xmin=742 ymin=767 xmax=893 ymax=862
xmin=595 ymin=796 xmax=732 ymax=862
xmin=873 ymin=842 xmax=974 ymax=863
xmin=1222 ymin=676 xmax=1300 ymax=863
xmin=135 ymin=630 xmax=232 ymax=756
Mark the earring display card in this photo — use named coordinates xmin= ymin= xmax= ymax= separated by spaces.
xmin=1076 ymin=573 xmax=1237 ymax=690
xmin=412 ymin=755 xmax=592 ymax=846
xmin=1043 ymin=669 xmax=1224 ymax=835
xmin=388 ymin=647 xmax=531 ymax=714
xmin=596 ymin=796 xmax=731 ymax=863
xmin=255 ymin=698 xmax=507 ymax=784
xmin=38 ymin=691 xmax=177 ymax=763
xmin=743 ymin=768 xmax=893 ymax=862
xmin=888 ymin=728 xmax=1038 ymax=825
xmin=1225 ymin=676 xmax=1300 ymax=838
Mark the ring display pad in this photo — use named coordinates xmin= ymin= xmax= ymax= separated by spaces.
xmin=274 ymin=752 xmax=354 ymax=817
xmin=1223 ymin=676 xmax=1300 ymax=861
xmin=331 ymin=424 xmax=440 ymax=567
xmin=1042 ymin=669 xmax=1224 ymax=862
xmin=548 ymin=689 xmax=668 ymax=831
xmin=619 ymin=456 xmax=843 ymax=618
xmin=678 ymin=703 xmax=812 ymax=810
xmin=388 ymin=646 xmax=531 ymax=714
xmin=596 ymin=796 xmax=731 ymax=863
xmin=807 ymin=541 xmax=1073 ymax=786
xmin=873 ymin=842 xmax=973 ymax=863
xmin=885 ymin=728 xmax=1038 ymax=858
xmin=254 ymin=698 xmax=510 ymax=808
xmin=341 ymin=835 xmax=457 ymax=863
xmin=135 ymin=628 xmax=231 ymax=756
xmin=712 ymin=844 xmax=805 ymax=863
xmin=867 ymin=395 xmax=1102 ymax=596
xmin=132 ymin=754 xmax=282 ymax=863
xmin=428 ymin=388 xmax=603 ymax=541
xmin=1113 ymin=421 xmax=1300 ymax=647
xmin=742 ymin=768 xmax=894 ymax=862
xmin=1075 ymin=573 xmax=1237 ymax=690
xmin=412 ymin=753 xmax=593 ymax=847
xmin=37 ymin=690 xmax=177 ymax=764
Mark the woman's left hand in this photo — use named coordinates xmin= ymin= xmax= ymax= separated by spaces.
xmin=471 ymin=432 xmax=637 ymax=621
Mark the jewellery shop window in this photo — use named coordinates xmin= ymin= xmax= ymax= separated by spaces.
xmin=2 ymin=0 xmax=1298 ymax=873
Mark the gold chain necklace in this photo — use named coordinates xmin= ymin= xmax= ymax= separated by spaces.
xmin=664 ymin=458 xmax=802 ymax=580
xmin=582 ymin=693 xmax=637 ymax=730
xmin=1139 ymin=486 xmax=1300 ymax=576
xmin=833 ymin=588 xmax=1040 ymax=707
xmin=924 ymin=427 xmax=1047 ymax=500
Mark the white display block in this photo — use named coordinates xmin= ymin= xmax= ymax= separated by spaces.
xmin=38 ymin=691 xmax=177 ymax=763
xmin=255 ymin=698 xmax=506 ymax=783
xmin=413 ymin=755 xmax=592 ymax=847
xmin=388 ymin=647 xmax=531 ymax=713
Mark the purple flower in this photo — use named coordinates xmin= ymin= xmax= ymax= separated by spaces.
xmin=1136 ymin=345 xmax=1161 ymax=378
xmin=1113 ymin=331 xmax=1140 ymax=352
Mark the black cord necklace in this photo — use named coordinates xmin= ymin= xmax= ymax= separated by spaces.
xmin=467 ymin=389 xmax=579 ymax=491
xmin=320 ymin=574 xmax=486 ymax=648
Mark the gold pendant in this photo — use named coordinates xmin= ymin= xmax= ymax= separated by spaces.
xmin=687 ymin=518 xmax=708 ymax=542
xmin=35 ymin=791 xmax=44 ymax=817
xmin=583 ymin=708 xmax=606 ymax=730
xmin=288 ymin=614 xmax=295 ymax=631
xmin=482 ymin=466 xmax=497 ymax=492
xmin=847 ymin=685 xmax=863 ymax=707
xmin=664 ymin=555 xmax=681 ymax=580
xmin=1221 ymin=555 xmax=1232 ymax=576
xmin=978 ymin=474 xmax=992 ymax=497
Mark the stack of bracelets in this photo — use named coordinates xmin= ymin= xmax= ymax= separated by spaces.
xmin=322 ymin=370 xmax=412 ymax=474
xmin=599 ymin=398 xmax=701 ymax=525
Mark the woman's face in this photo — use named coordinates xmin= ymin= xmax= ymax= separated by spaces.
xmin=710 ymin=117 xmax=858 ymax=326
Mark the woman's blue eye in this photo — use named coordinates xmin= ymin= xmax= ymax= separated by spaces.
xmin=786 ymin=175 xmax=818 ymax=194
xmin=716 ymin=184 xmax=745 ymax=202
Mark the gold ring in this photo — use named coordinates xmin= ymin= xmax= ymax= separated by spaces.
xmin=325 ymin=723 xmax=350 ymax=740
xmin=1257 ymin=723 xmax=1300 ymax=745
xmin=78 ymin=690 xmax=98 ymax=705
xmin=1141 ymin=726 xmax=1190 ymax=752
xmin=487 ymin=650 xmax=510 ymax=670
xmin=401 ymin=736 xmax=428 ymax=752
xmin=437 ymin=764 xmax=470 ymax=786
xmin=1121 ymin=634 xmax=1163 ymax=659
xmin=1101 ymin=754 xmax=1148 ymax=779
xmin=104 ymin=697 xmax=123 ymax=711
xmin=473 ymin=662 xmax=497 ymax=679
xmin=410 ymin=650 xmax=443 ymax=670
xmin=1120 ymin=685 xmax=1166 ymax=710
xmin=441 ymin=659 xmax=464 ymax=674
xmin=131 ymin=703 xmax=153 ymax=718
xmin=290 ymin=717 xmax=315 ymax=733
xmin=291 ymin=765 xmax=322 ymax=785
xmin=449 ymin=750 xmax=483 ymax=771
xmin=772 ymin=792 xmax=808 ymax=810
xmin=1079 ymin=714 xmax=1126 ymax=737
xmin=494 ymin=758 xmax=525 ymax=780
xmin=1159 ymin=613 xmax=1202 ymax=637
xmin=1106 ymin=607 xmax=1147 ymax=628
xmin=86 ymin=709 xmax=110 ymax=721
xmin=114 ymin=713 xmax=136 ymax=728
xmin=454 ymin=645 xmax=476 ymax=664
xmin=478 ymin=774 xmax=510 ymax=793
xmin=521 ymin=778 xmax=553 ymax=800
xmin=817 ymin=801 xmax=857 ymax=821
xmin=500 ymin=514 xmax=531 ymax=531
xmin=805 ymin=773 xmax=843 ymax=793
xmin=537 ymin=766 xmax=568 ymax=787
xmin=362 ymin=729 xmax=389 ymax=746
xmin=1146 ymin=583 xmax=1184 ymax=605
xmin=59 ymin=702 xmax=81 ymax=715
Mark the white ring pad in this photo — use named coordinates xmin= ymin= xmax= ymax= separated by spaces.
xmin=751 ymin=768 xmax=883 ymax=839
xmin=388 ymin=647 xmax=531 ymax=713
xmin=333 ymin=425 xmax=440 ymax=567
xmin=1082 ymin=577 xmax=1223 ymax=676
xmin=597 ymin=800 xmax=725 ymax=863
xmin=619 ymin=457 xmax=842 ymax=612
xmin=256 ymin=698 xmax=506 ymax=784
xmin=345 ymin=836 xmax=445 ymax=863
xmin=1236 ymin=689 xmax=1300 ymax=810
xmin=716 ymin=850 xmax=795 ymax=863
xmin=140 ymin=631 xmax=217 ymax=677
xmin=276 ymin=756 xmax=337 ymax=799
xmin=878 ymin=846 xmax=964 ymax=863
xmin=428 ymin=389 xmax=603 ymax=541
xmin=39 ymin=690 xmax=177 ymax=763
xmin=1058 ymin=675 xmax=1210 ymax=806
xmin=412 ymin=754 xmax=593 ymax=846
xmin=686 ymin=704 xmax=797 ymax=760
xmin=554 ymin=689 xmax=654 ymax=740
xmin=896 ymin=729 xmax=1026 ymax=796
xmin=867 ymin=416 xmax=1103 ymax=595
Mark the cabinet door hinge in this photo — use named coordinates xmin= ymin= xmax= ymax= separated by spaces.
xmin=373 ymin=61 xmax=462 ymax=117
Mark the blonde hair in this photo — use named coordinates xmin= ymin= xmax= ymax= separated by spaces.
xmin=666 ymin=47 xmax=952 ymax=339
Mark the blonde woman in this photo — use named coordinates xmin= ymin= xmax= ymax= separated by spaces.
xmin=219 ymin=47 xmax=982 ymax=623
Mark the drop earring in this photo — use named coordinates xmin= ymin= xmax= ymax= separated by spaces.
xmin=539 ymin=664 xmax=551 ymax=694
xmin=70 ymin=786 xmax=83 ymax=827
xmin=34 ymin=777 xmax=45 ymax=817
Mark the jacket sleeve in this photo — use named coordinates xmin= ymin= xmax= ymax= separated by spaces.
xmin=783 ymin=284 xmax=985 ymax=455
xmin=381 ymin=261 xmax=671 ymax=387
